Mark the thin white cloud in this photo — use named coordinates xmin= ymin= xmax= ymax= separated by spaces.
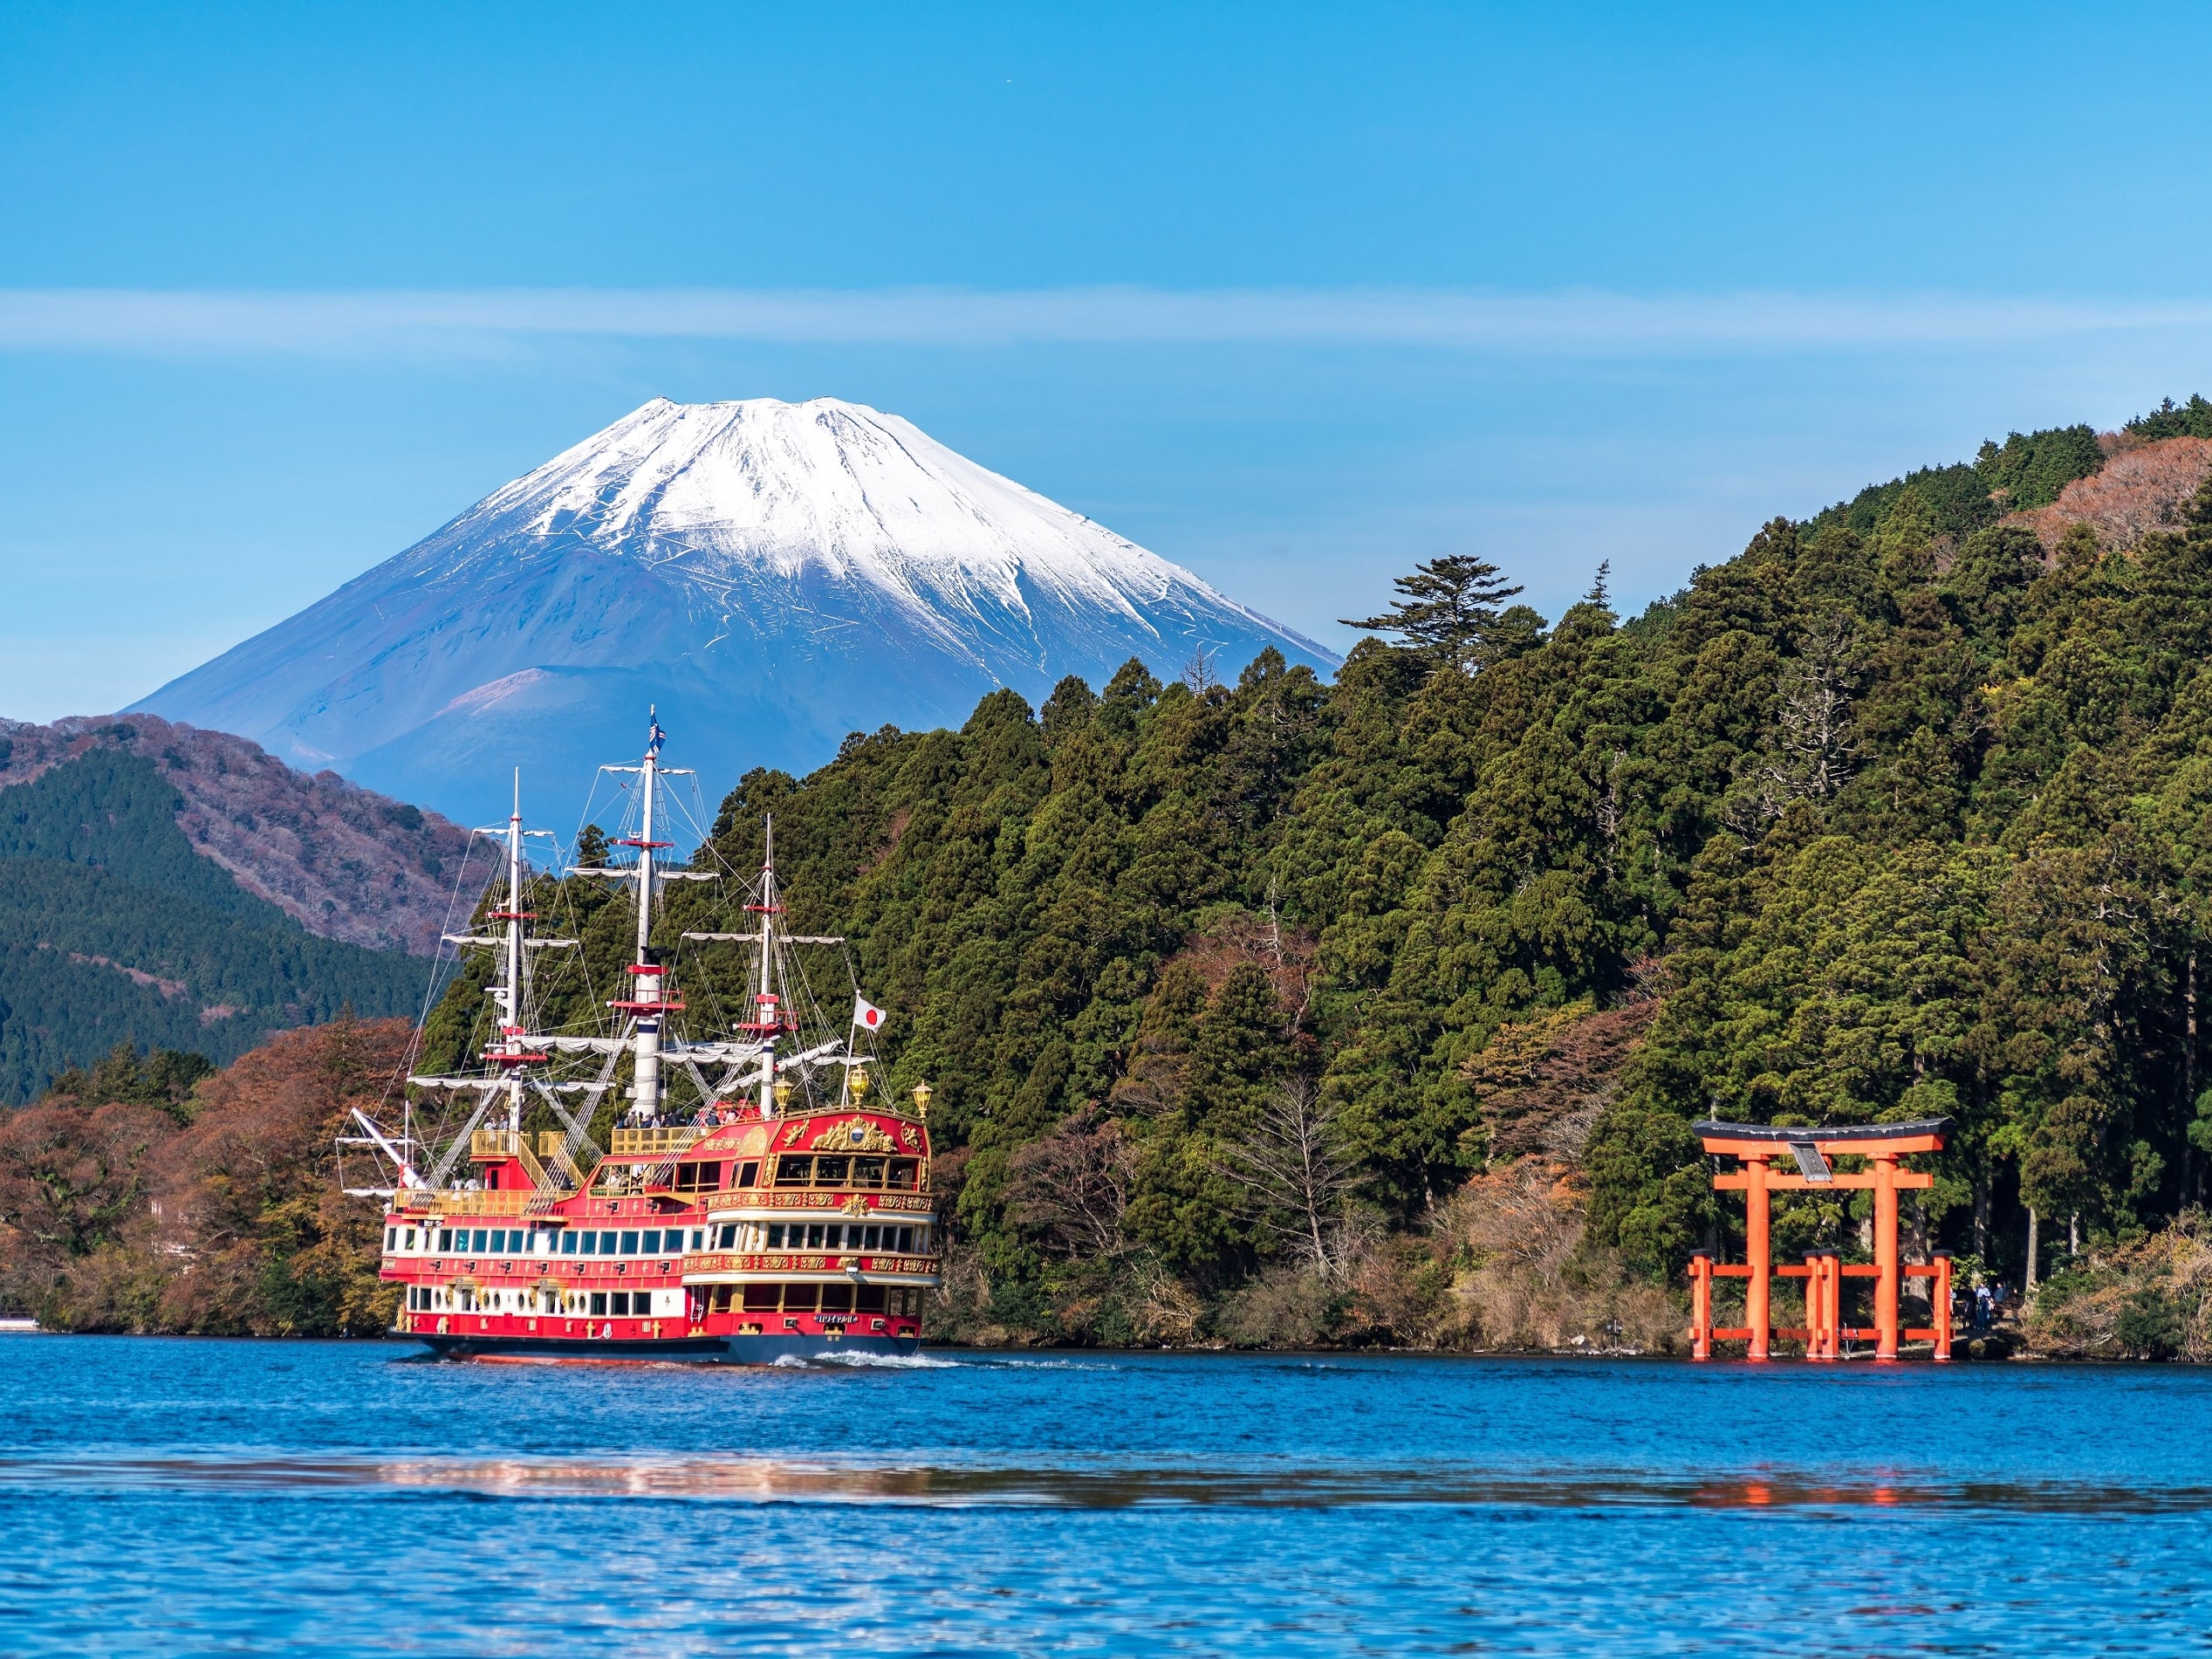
xmin=2 ymin=285 xmax=2210 ymax=357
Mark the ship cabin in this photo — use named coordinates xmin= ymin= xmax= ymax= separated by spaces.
xmin=380 ymin=1102 xmax=938 ymax=1350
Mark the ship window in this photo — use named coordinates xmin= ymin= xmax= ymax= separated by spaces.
xmin=471 ymin=1229 xmax=489 ymax=1252
xmin=737 ymin=1161 xmax=759 ymax=1188
xmin=887 ymin=1160 xmax=917 ymax=1190
xmin=589 ymin=1292 xmax=606 ymax=1317
xmin=561 ymin=1231 xmax=578 ymax=1255
xmin=610 ymin=1292 xmax=630 ymax=1317
xmin=405 ymin=1229 xmax=417 ymax=1250
xmin=812 ymin=1156 xmax=850 ymax=1186
xmin=764 ymin=1224 xmax=784 ymax=1249
xmin=690 ymin=1229 xmax=706 ymax=1251
xmin=805 ymin=1224 xmax=825 ymax=1250
xmin=853 ymin=1157 xmax=886 ymax=1189
xmin=437 ymin=1228 xmax=452 ymax=1251
xmin=862 ymin=1225 xmax=880 ymax=1251
xmin=384 ymin=1228 xmax=395 ymax=1251
xmin=775 ymin=1155 xmax=812 ymax=1186
xmin=640 ymin=1230 xmax=661 ymax=1254
xmin=741 ymin=1285 xmax=779 ymax=1313
xmin=783 ymin=1284 xmax=818 ymax=1312
xmin=855 ymin=1286 xmax=887 ymax=1314
xmin=897 ymin=1227 xmax=914 ymax=1253
xmin=490 ymin=1230 xmax=506 ymax=1253
xmin=819 ymin=1284 xmax=853 ymax=1314
xmin=716 ymin=1224 xmax=736 ymax=1249
xmin=620 ymin=1230 xmax=640 ymax=1254
xmin=598 ymin=1231 xmax=617 ymax=1253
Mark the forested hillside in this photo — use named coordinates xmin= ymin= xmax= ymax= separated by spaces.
xmin=406 ymin=409 xmax=2212 ymax=1349
xmin=0 ymin=714 xmax=476 ymax=954
xmin=25 ymin=407 xmax=2212 ymax=1353
xmin=0 ymin=749 xmax=435 ymax=1100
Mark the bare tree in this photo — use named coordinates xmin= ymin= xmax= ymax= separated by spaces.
xmin=1008 ymin=1106 xmax=1135 ymax=1258
xmin=1213 ymin=1078 xmax=1360 ymax=1277
xmin=1752 ymin=613 xmax=1859 ymax=821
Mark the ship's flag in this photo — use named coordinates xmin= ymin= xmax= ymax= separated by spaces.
xmin=853 ymin=996 xmax=887 ymax=1032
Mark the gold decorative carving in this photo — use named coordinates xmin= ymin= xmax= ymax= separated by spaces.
xmin=900 ymin=1125 xmax=921 ymax=1150
xmin=780 ymin=1122 xmax=805 ymax=1148
xmin=842 ymin=1193 xmax=872 ymax=1216
xmin=810 ymin=1116 xmax=895 ymax=1153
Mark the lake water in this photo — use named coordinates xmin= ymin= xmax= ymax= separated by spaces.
xmin=3 ymin=1338 xmax=2209 ymax=1656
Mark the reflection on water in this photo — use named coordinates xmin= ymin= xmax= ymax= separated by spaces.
xmin=5 ymin=1451 xmax=2209 ymax=1514
xmin=6 ymin=1340 xmax=2212 ymax=1656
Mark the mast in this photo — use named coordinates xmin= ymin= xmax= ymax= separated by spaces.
xmin=345 ymin=773 xmax=575 ymax=1197
xmin=755 ymin=817 xmax=780 ymax=1119
xmin=629 ymin=715 xmax=667 ymax=1119
xmin=586 ymin=709 xmax=705 ymax=1123
xmin=498 ymin=770 xmax=527 ymax=1135
xmin=455 ymin=770 xmax=560 ymax=1162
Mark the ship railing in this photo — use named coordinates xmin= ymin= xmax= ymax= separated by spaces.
xmin=681 ymin=1251 xmax=940 ymax=1276
xmin=387 ymin=1188 xmax=543 ymax=1217
xmin=721 ymin=1189 xmax=935 ymax=1212
xmin=536 ymin=1130 xmax=586 ymax=1188
xmin=470 ymin=1132 xmax=571 ymax=1211
xmin=609 ymin=1125 xmax=709 ymax=1158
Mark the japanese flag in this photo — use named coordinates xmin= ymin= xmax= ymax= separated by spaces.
xmin=853 ymin=996 xmax=887 ymax=1032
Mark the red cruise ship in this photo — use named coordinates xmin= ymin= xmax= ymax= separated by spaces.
xmin=343 ymin=714 xmax=939 ymax=1363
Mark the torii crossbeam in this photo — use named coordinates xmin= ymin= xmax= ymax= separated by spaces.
xmin=1688 ymin=1119 xmax=1953 ymax=1363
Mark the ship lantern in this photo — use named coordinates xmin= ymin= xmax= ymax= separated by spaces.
xmin=773 ymin=1076 xmax=793 ymax=1112
xmin=850 ymin=1066 xmax=872 ymax=1102
xmin=912 ymin=1080 xmax=933 ymax=1117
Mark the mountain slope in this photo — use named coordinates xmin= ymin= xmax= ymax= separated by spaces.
xmin=0 ymin=747 xmax=436 ymax=1101
xmin=0 ymin=715 xmax=476 ymax=954
xmin=134 ymin=397 xmax=1339 ymax=826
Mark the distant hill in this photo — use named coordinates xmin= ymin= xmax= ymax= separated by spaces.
xmin=132 ymin=396 xmax=1339 ymax=827
xmin=0 ymin=715 xmax=476 ymax=953
xmin=1811 ymin=415 xmax=2212 ymax=559
xmin=0 ymin=723 xmax=477 ymax=1102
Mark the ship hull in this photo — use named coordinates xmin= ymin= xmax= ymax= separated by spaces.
xmin=410 ymin=1329 xmax=926 ymax=1364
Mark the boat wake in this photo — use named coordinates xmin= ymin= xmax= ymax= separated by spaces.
xmin=808 ymin=1350 xmax=961 ymax=1369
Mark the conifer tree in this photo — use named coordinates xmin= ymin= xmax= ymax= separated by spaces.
xmin=1341 ymin=554 xmax=1525 ymax=674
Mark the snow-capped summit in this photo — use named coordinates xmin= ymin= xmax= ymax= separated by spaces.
xmin=135 ymin=397 xmax=1337 ymax=827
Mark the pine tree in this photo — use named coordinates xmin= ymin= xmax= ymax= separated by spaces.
xmin=1341 ymin=554 xmax=1525 ymax=674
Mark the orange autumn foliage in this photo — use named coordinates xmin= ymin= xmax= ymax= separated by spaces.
xmin=0 ymin=1018 xmax=411 ymax=1334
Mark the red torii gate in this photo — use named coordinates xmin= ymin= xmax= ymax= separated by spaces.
xmin=1687 ymin=1119 xmax=1953 ymax=1363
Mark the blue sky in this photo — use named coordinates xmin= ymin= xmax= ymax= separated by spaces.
xmin=5 ymin=1 xmax=2212 ymax=718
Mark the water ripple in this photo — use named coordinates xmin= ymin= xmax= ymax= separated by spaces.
xmin=3 ymin=1451 xmax=2204 ymax=1513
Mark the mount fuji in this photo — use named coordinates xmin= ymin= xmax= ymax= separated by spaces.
xmin=134 ymin=398 xmax=1339 ymax=830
